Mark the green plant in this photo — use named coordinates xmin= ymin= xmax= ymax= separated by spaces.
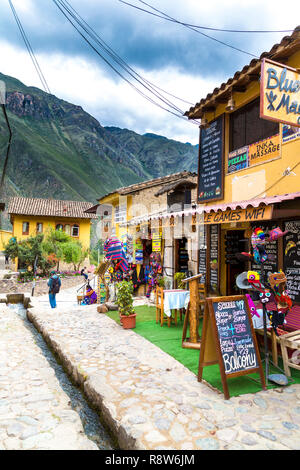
xmin=62 ymin=240 xmax=88 ymax=271
xmin=157 ymin=276 xmax=167 ymax=288
xmin=116 ymin=280 xmax=135 ymax=317
xmin=174 ymin=272 xmax=186 ymax=289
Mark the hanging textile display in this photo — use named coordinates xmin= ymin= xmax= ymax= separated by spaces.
xmin=146 ymin=252 xmax=162 ymax=298
xmin=135 ymin=238 xmax=143 ymax=265
xmin=104 ymin=236 xmax=128 ymax=273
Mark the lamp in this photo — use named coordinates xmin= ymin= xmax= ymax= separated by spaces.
xmin=225 ymin=91 xmax=236 ymax=112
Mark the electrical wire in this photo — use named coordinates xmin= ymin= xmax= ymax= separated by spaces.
xmin=8 ymin=0 xmax=51 ymax=94
xmin=62 ymin=0 xmax=195 ymax=107
xmin=119 ymin=0 xmax=259 ymax=58
xmin=251 ymin=159 xmax=300 ymax=199
xmin=53 ymin=0 xmax=200 ymax=124
xmin=121 ymin=0 xmax=293 ymax=34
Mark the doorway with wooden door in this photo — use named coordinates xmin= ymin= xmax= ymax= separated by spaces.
xmin=225 ymin=230 xmax=249 ymax=295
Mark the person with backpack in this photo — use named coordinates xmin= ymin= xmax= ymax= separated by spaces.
xmin=48 ymin=271 xmax=61 ymax=308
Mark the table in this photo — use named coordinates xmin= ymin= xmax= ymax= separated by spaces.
xmin=163 ymin=289 xmax=190 ymax=318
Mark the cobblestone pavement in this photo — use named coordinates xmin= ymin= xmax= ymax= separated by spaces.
xmin=0 ymin=302 xmax=99 ymax=450
xmin=27 ymin=295 xmax=300 ymax=450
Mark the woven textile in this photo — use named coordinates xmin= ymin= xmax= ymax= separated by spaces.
xmin=104 ymin=236 xmax=128 ymax=272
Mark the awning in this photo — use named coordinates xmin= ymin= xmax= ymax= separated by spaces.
xmin=119 ymin=192 xmax=300 ymax=227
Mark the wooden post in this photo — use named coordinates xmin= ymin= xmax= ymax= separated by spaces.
xmin=182 ymin=273 xmax=202 ymax=349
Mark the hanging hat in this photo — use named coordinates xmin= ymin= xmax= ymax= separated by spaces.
xmin=235 ymin=252 xmax=253 ymax=262
xmin=267 ymin=227 xmax=289 ymax=241
xmin=236 ymin=272 xmax=255 ymax=290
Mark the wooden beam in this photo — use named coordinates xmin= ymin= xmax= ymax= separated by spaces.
xmin=232 ymin=85 xmax=247 ymax=92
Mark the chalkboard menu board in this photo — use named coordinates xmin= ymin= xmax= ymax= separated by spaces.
xmin=212 ymin=298 xmax=259 ymax=375
xmin=210 ymin=225 xmax=219 ymax=291
xmin=198 ymin=225 xmax=207 ymax=283
xmin=284 ymin=220 xmax=300 ymax=302
xmin=251 ymin=222 xmax=278 ymax=274
xmin=198 ymin=116 xmax=224 ymax=202
xmin=198 ymin=295 xmax=265 ymax=399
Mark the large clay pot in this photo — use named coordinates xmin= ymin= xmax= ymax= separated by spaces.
xmin=120 ymin=313 xmax=136 ymax=329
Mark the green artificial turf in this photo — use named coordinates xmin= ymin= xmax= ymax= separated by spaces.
xmin=107 ymin=305 xmax=300 ymax=397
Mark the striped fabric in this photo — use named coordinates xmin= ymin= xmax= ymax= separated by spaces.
xmin=104 ymin=237 xmax=128 ymax=273
xmin=258 ymin=302 xmax=300 ymax=332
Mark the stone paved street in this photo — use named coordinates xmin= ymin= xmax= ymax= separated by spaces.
xmin=0 ymin=300 xmax=100 ymax=450
xmin=27 ymin=288 xmax=300 ymax=450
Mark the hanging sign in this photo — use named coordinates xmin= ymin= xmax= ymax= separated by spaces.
xmin=227 ymin=146 xmax=248 ymax=174
xmin=198 ymin=115 xmax=224 ymax=203
xmin=152 ymin=232 xmax=161 ymax=252
xmin=260 ymin=58 xmax=300 ymax=128
xmin=198 ymin=295 xmax=266 ymax=400
xmin=204 ymin=205 xmax=273 ymax=224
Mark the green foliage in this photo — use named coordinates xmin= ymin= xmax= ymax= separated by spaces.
xmin=4 ymin=234 xmax=53 ymax=274
xmin=157 ymin=276 xmax=167 ymax=288
xmin=116 ymin=280 xmax=135 ymax=317
xmin=62 ymin=240 xmax=88 ymax=271
xmin=42 ymin=228 xmax=71 ymax=269
xmin=174 ymin=272 xmax=186 ymax=289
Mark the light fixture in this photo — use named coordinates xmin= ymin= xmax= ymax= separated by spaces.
xmin=283 ymin=167 xmax=297 ymax=176
xmin=225 ymin=91 xmax=236 ymax=112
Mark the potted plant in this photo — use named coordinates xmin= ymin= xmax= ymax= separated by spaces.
xmin=174 ymin=272 xmax=186 ymax=289
xmin=116 ymin=280 xmax=136 ymax=329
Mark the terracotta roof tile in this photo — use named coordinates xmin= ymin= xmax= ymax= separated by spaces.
xmin=8 ymin=197 xmax=97 ymax=219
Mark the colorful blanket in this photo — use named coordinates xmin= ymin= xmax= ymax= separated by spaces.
xmin=104 ymin=236 xmax=128 ymax=272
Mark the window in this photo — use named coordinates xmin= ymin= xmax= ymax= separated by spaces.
xmin=56 ymin=224 xmax=63 ymax=231
xmin=64 ymin=224 xmax=71 ymax=235
xmin=71 ymin=224 xmax=79 ymax=237
xmin=114 ymin=204 xmax=127 ymax=223
xmin=230 ymin=97 xmax=279 ymax=152
xmin=22 ymin=222 xmax=29 ymax=235
xmin=36 ymin=223 xmax=43 ymax=233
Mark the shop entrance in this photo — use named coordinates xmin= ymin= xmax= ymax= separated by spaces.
xmin=225 ymin=230 xmax=248 ymax=295
xmin=174 ymin=237 xmax=189 ymax=277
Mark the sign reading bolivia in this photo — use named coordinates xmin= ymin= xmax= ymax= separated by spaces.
xmin=204 ymin=205 xmax=273 ymax=224
xmin=260 ymin=58 xmax=300 ymax=127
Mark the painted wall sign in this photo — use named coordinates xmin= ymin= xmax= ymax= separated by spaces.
xmin=282 ymin=124 xmax=300 ymax=144
xmin=198 ymin=115 xmax=224 ymax=203
xmin=260 ymin=58 xmax=300 ymax=128
xmin=248 ymin=134 xmax=280 ymax=166
xmin=227 ymin=146 xmax=248 ymax=174
xmin=204 ymin=205 xmax=273 ymax=225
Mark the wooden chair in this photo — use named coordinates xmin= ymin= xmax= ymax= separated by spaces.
xmin=279 ymin=330 xmax=300 ymax=377
xmin=155 ymin=286 xmax=178 ymax=327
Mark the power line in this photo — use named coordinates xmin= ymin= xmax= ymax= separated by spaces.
xmin=52 ymin=0 xmax=200 ymax=125
xmin=8 ymin=0 xmax=51 ymax=94
xmin=120 ymin=0 xmax=293 ymax=34
xmin=62 ymin=0 xmax=195 ymax=107
xmin=119 ymin=0 xmax=262 ymax=58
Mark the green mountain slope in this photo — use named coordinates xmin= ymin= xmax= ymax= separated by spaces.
xmin=0 ymin=71 xmax=198 ymax=205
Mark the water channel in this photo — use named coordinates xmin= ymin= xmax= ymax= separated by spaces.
xmin=8 ymin=303 xmax=116 ymax=450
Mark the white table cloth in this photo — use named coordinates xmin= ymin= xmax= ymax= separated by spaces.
xmin=163 ymin=289 xmax=190 ymax=317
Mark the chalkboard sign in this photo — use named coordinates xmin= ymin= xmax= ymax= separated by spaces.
xmin=284 ymin=220 xmax=300 ymax=302
xmin=198 ymin=116 xmax=224 ymax=203
xmin=198 ymin=224 xmax=207 ymax=282
xmin=198 ymin=295 xmax=265 ymax=399
xmin=251 ymin=222 xmax=278 ymax=274
xmin=212 ymin=298 xmax=258 ymax=375
xmin=209 ymin=225 xmax=219 ymax=291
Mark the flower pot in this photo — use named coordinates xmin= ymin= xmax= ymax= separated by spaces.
xmin=120 ymin=313 xmax=136 ymax=329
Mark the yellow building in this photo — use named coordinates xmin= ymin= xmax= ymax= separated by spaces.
xmin=7 ymin=197 xmax=97 ymax=267
xmin=0 ymin=230 xmax=13 ymax=251
xmin=186 ymin=26 xmax=300 ymax=298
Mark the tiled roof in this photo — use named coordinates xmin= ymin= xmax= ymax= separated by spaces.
xmin=8 ymin=197 xmax=97 ymax=219
xmin=186 ymin=26 xmax=300 ymax=119
xmin=98 ymin=171 xmax=197 ymax=201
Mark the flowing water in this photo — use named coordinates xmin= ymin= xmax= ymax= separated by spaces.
xmin=8 ymin=303 xmax=116 ymax=450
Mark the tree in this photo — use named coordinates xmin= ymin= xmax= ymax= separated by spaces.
xmin=62 ymin=240 xmax=88 ymax=271
xmin=4 ymin=234 xmax=53 ymax=274
xmin=42 ymin=228 xmax=71 ymax=270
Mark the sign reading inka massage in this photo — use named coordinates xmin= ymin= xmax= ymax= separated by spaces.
xmin=260 ymin=58 xmax=300 ymax=127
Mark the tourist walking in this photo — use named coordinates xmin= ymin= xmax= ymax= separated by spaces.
xmin=80 ymin=266 xmax=89 ymax=281
xmin=48 ymin=271 xmax=61 ymax=308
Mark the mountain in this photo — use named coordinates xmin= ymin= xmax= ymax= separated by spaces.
xmin=0 ymin=72 xmax=198 ymax=205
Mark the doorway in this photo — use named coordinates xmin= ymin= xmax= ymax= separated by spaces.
xmin=225 ymin=230 xmax=248 ymax=295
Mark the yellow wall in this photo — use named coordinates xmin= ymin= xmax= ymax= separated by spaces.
xmin=203 ymin=49 xmax=300 ymax=206
xmin=0 ymin=230 xmax=13 ymax=251
xmin=11 ymin=215 xmax=92 ymax=249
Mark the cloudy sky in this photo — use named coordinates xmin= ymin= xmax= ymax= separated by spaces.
xmin=0 ymin=0 xmax=299 ymax=144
